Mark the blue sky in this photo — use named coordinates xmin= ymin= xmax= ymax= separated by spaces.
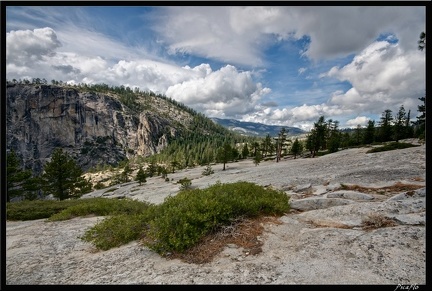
xmin=5 ymin=5 xmax=426 ymax=131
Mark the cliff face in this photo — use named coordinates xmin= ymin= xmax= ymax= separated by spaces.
xmin=6 ymin=84 xmax=192 ymax=174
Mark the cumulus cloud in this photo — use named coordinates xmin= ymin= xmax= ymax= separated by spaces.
xmin=326 ymin=40 xmax=425 ymax=115
xmin=150 ymin=6 xmax=424 ymax=65
xmin=6 ymin=27 xmax=61 ymax=66
xmin=345 ymin=116 xmax=371 ymax=128
xmin=166 ymin=65 xmax=271 ymax=117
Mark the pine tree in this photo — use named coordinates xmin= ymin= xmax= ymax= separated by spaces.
xmin=41 ymin=148 xmax=91 ymax=200
xmin=216 ymin=142 xmax=233 ymax=170
xmin=6 ymin=149 xmax=32 ymax=202
xmin=412 ymin=96 xmax=425 ymax=139
xmin=275 ymin=127 xmax=288 ymax=162
xmin=290 ymin=138 xmax=303 ymax=159
xmin=241 ymin=143 xmax=250 ymax=159
xmin=363 ymin=120 xmax=375 ymax=145
xmin=378 ymin=109 xmax=393 ymax=142
xmin=253 ymin=151 xmax=262 ymax=166
xmin=393 ymin=105 xmax=407 ymax=142
xmin=135 ymin=166 xmax=147 ymax=185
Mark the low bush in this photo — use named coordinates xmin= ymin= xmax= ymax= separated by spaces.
xmin=47 ymin=198 xmax=152 ymax=221
xmin=8 ymin=181 xmax=290 ymax=257
xmin=366 ymin=142 xmax=419 ymax=153
xmin=141 ymin=181 xmax=290 ymax=255
xmin=6 ymin=199 xmax=84 ymax=221
xmin=81 ymin=181 xmax=290 ymax=255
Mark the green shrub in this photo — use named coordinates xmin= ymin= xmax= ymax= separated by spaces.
xmin=6 ymin=199 xmax=84 ymax=221
xmin=178 ymin=177 xmax=192 ymax=190
xmin=6 ymin=197 xmax=151 ymax=221
xmin=47 ymin=198 xmax=151 ymax=221
xmin=94 ymin=181 xmax=106 ymax=190
xmin=80 ymin=213 xmax=151 ymax=250
xmin=366 ymin=142 xmax=419 ymax=153
xmin=8 ymin=181 xmax=290 ymax=257
xmin=142 ymin=181 xmax=290 ymax=255
xmin=202 ymin=164 xmax=214 ymax=176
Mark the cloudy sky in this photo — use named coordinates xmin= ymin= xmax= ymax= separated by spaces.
xmin=5 ymin=5 xmax=426 ymax=131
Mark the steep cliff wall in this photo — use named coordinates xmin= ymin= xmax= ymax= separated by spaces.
xmin=6 ymin=84 xmax=191 ymax=174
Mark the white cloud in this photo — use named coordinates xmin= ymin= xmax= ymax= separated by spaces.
xmin=150 ymin=6 xmax=424 ymax=66
xmin=6 ymin=27 xmax=61 ymax=66
xmin=345 ymin=116 xmax=371 ymax=128
xmin=166 ymin=65 xmax=271 ymax=117
xmin=326 ymin=40 xmax=425 ymax=116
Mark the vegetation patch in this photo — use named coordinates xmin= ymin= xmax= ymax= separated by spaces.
xmin=336 ymin=182 xmax=424 ymax=196
xmin=366 ymin=142 xmax=419 ymax=153
xmin=47 ymin=198 xmax=151 ymax=221
xmin=361 ymin=212 xmax=397 ymax=230
xmin=167 ymin=216 xmax=282 ymax=264
xmin=7 ymin=199 xmax=87 ymax=221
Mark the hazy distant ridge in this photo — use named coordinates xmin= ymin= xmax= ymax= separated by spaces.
xmin=211 ymin=117 xmax=306 ymax=137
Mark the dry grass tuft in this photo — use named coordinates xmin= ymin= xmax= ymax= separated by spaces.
xmin=336 ymin=182 xmax=424 ymax=196
xmin=165 ymin=216 xmax=282 ymax=264
xmin=361 ymin=212 xmax=397 ymax=230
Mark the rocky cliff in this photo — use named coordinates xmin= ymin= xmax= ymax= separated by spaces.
xmin=6 ymin=83 xmax=193 ymax=174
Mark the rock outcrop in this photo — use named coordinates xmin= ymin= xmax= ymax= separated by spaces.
xmin=6 ymin=83 xmax=193 ymax=174
xmin=6 ymin=142 xmax=426 ymax=284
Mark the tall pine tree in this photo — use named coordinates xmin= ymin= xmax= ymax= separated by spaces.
xmin=6 ymin=149 xmax=32 ymax=202
xmin=41 ymin=148 xmax=92 ymax=200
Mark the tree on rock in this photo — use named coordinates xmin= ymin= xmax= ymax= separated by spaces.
xmin=6 ymin=149 xmax=32 ymax=202
xmin=216 ymin=142 xmax=233 ymax=170
xmin=135 ymin=166 xmax=147 ymax=185
xmin=41 ymin=148 xmax=92 ymax=200
xmin=290 ymin=138 xmax=303 ymax=159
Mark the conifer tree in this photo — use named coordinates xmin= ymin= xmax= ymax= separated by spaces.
xmin=41 ymin=148 xmax=91 ymax=200
xmin=216 ymin=142 xmax=233 ymax=170
xmin=6 ymin=149 xmax=32 ymax=202
xmin=290 ymin=138 xmax=303 ymax=159
xmin=393 ymin=105 xmax=407 ymax=142
xmin=241 ymin=143 xmax=250 ymax=159
xmin=377 ymin=109 xmax=393 ymax=142
xmin=253 ymin=151 xmax=262 ymax=166
xmin=363 ymin=120 xmax=375 ymax=145
xmin=135 ymin=166 xmax=147 ymax=185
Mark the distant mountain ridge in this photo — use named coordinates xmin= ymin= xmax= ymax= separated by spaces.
xmin=210 ymin=117 xmax=306 ymax=137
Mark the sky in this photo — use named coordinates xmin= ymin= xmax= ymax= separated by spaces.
xmin=5 ymin=5 xmax=426 ymax=131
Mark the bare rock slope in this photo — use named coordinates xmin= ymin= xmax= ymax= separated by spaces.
xmin=6 ymin=142 xmax=426 ymax=285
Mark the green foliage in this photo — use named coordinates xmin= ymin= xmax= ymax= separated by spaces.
xmin=290 ymin=138 xmax=303 ymax=159
xmin=241 ymin=143 xmax=250 ymax=158
xmin=41 ymin=148 xmax=91 ymax=200
xmin=377 ymin=109 xmax=394 ymax=142
xmin=80 ymin=213 xmax=151 ymax=250
xmin=418 ymin=31 xmax=426 ymax=51
xmin=202 ymin=164 xmax=214 ymax=176
xmin=6 ymin=149 xmax=34 ymax=202
xmin=306 ymin=116 xmax=327 ymax=157
xmin=142 ymin=181 xmax=290 ymax=254
xmin=8 ymin=181 xmax=289 ymax=255
xmin=178 ymin=177 xmax=192 ymax=190
xmin=253 ymin=152 xmax=262 ymax=166
xmin=94 ymin=181 xmax=106 ymax=190
xmin=363 ymin=120 xmax=376 ymax=144
xmin=47 ymin=198 xmax=151 ymax=221
xmin=6 ymin=199 xmax=85 ymax=221
xmin=275 ymin=127 xmax=288 ymax=162
xmin=6 ymin=197 xmax=151 ymax=222
xmin=216 ymin=142 xmax=234 ymax=170
xmin=135 ymin=166 xmax=147 ymax=185
xmin=366 ymin=142 xmax=419 ymax=153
